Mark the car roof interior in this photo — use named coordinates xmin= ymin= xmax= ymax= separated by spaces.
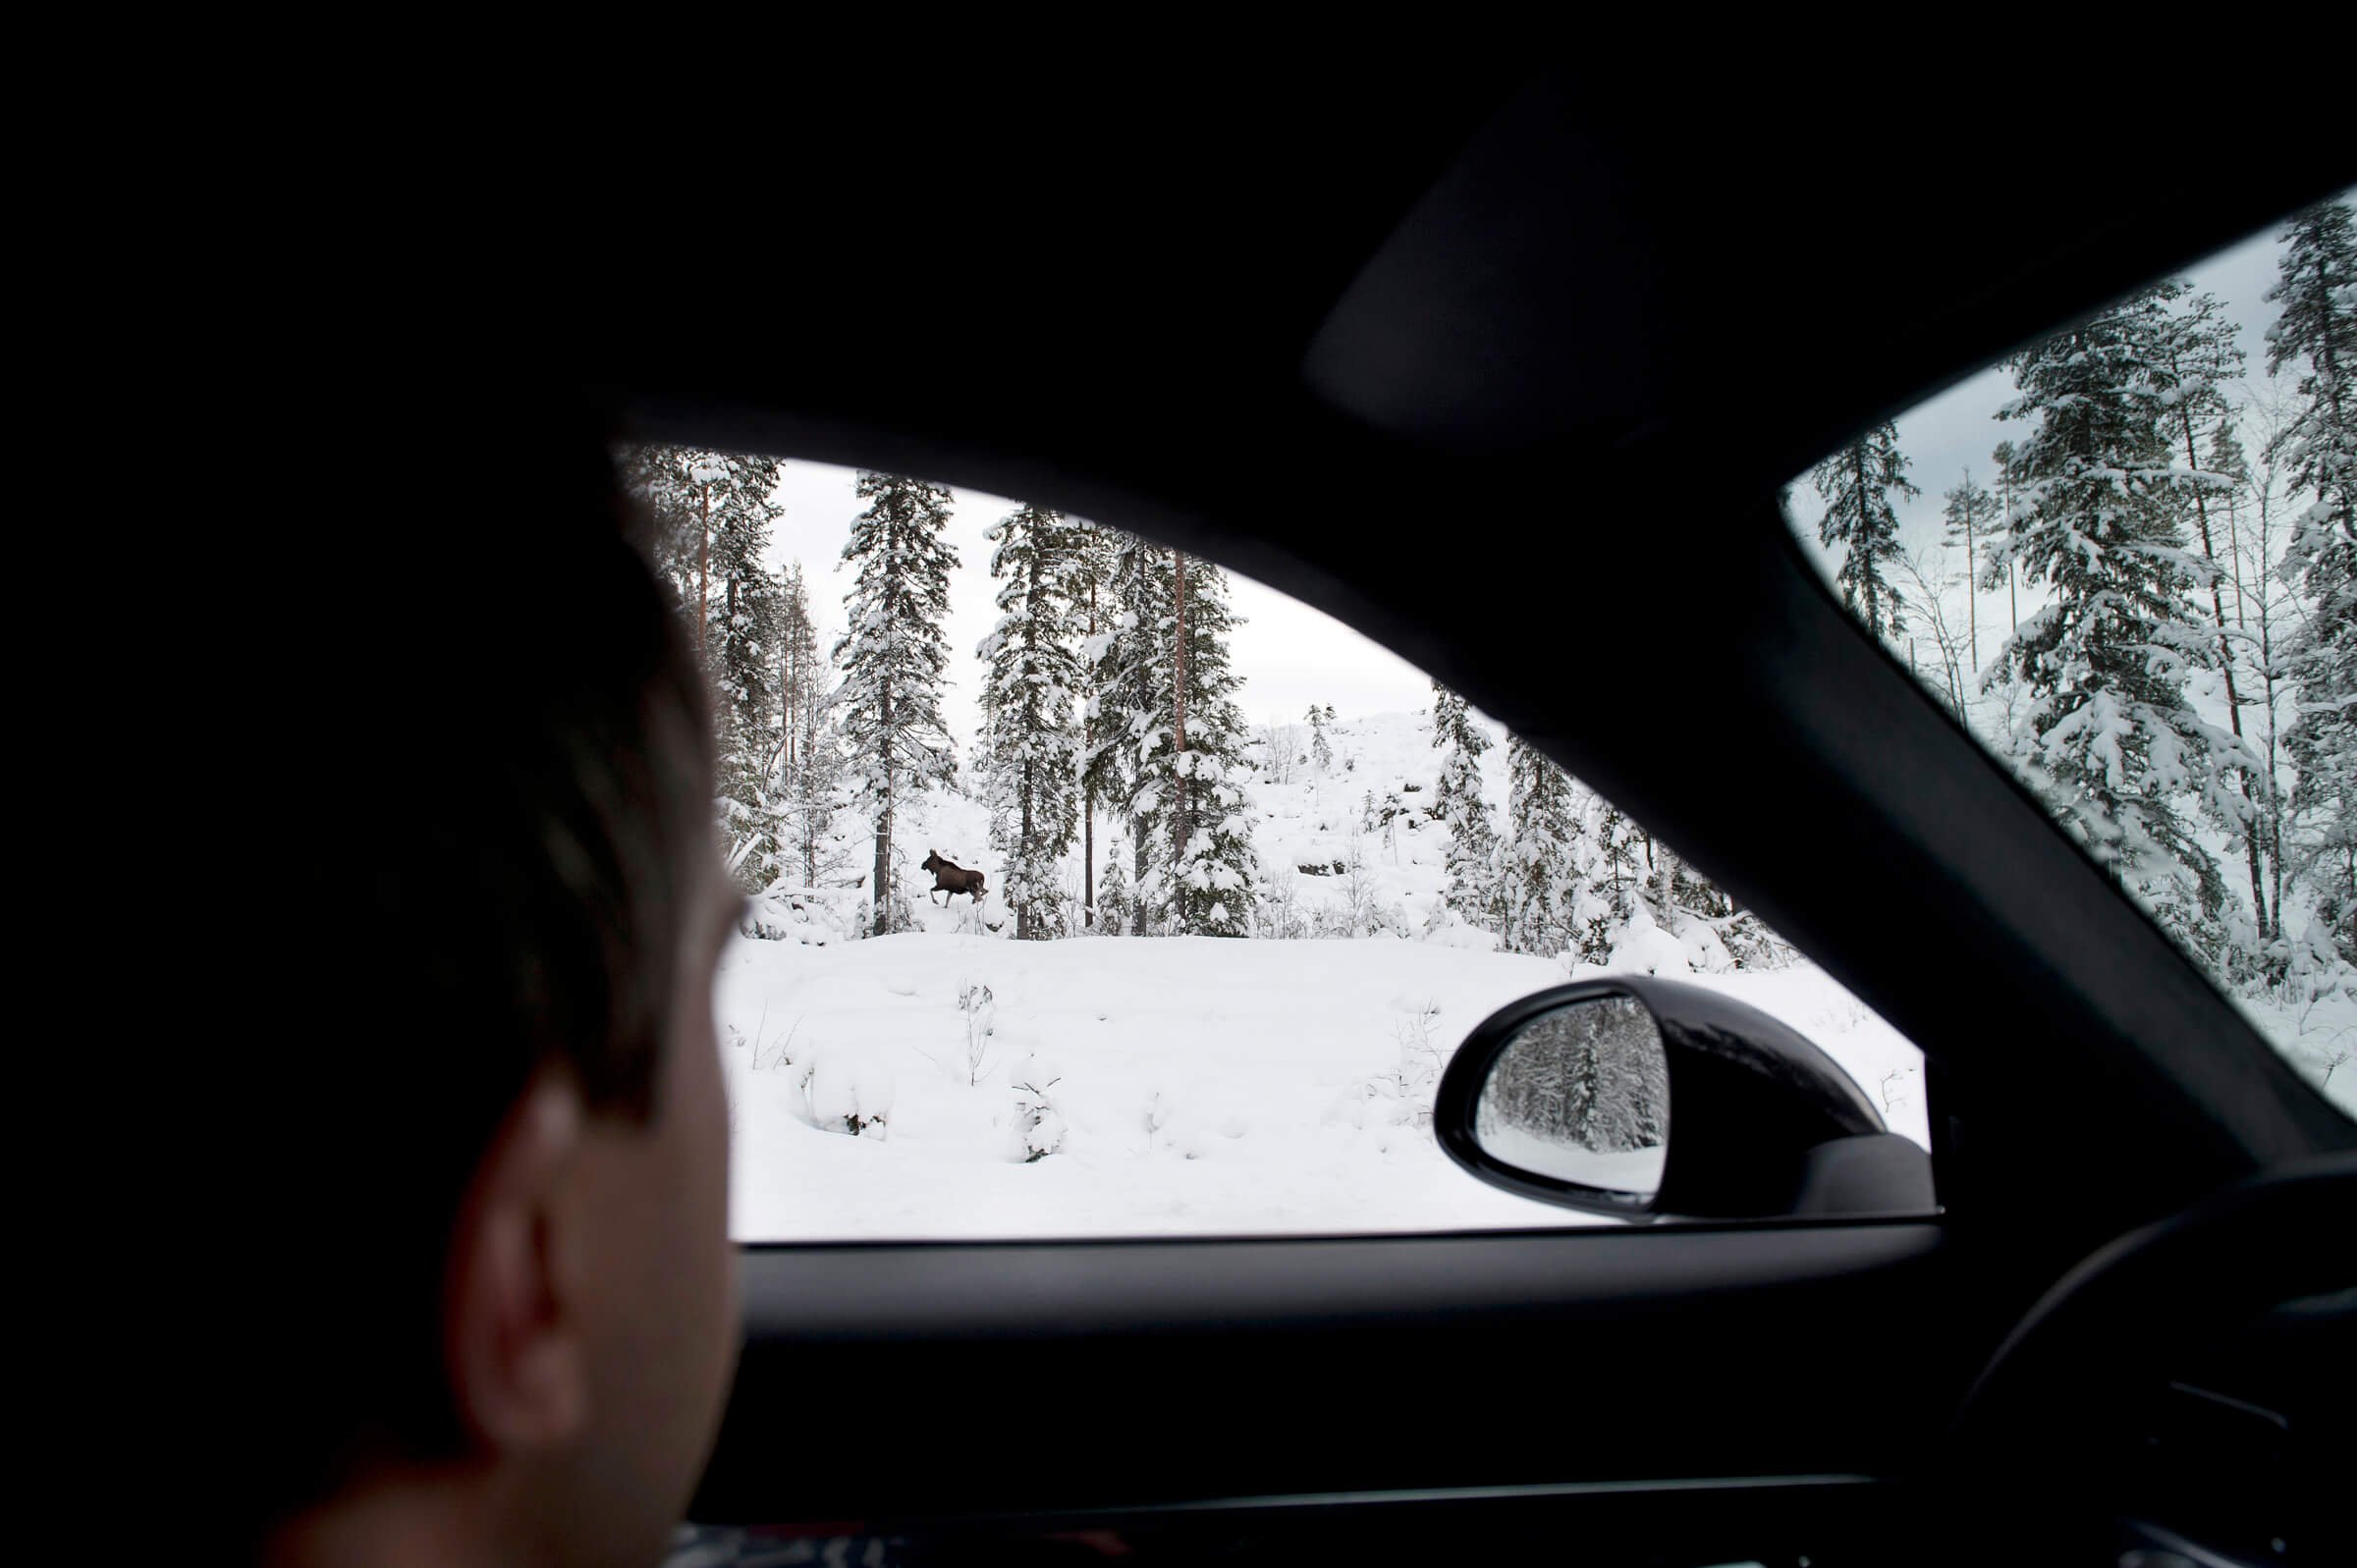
xmin=537 ymin=61 xmax=2354 ymax=1551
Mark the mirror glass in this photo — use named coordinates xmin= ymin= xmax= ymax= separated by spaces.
xmin=1472 ymin=993 xmax=1670 ymax=1198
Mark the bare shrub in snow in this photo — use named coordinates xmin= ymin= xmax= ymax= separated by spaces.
xmin=1334 ymin=838 xmax=1407 ymax=938
xmin=1258 ymin=868 xmax=1309 ymax=941
xmin=956 ymin=981 xmax=996 ymax=1086
xmin=749 ymin=1014 xmax=801 ymax=1073
xmin=1386 ymin=1000 xmax=1446 ymax=1129
xmin=1257 ymin=722 xmax=1302 ymax=785
xmin=1336 ymin=1000 xmax=1447 ymax=1131
xmin=1012 ymin=1056 xmax=1066 ymax=1162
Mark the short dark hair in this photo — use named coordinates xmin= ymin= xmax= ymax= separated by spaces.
xmin=187 ymin=412 xmax=714 ymax=1545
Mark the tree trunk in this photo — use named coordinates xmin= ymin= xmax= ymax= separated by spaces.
xmin=1132 ymin=820 xmax=1149 ymax=937
xmin=1961 ymin=468 xmax=1979 ymax=676
xmin=1084 ymin=573 xmax=1097 ymax=928
xmin=2000 ymin=470 xmax=2019 ymax=634
xmin=2179 ymin=405 xmax=2269 ymax=939
xmin=873 ymin=685 xmax=894 ymax=938
xmin=1018 ymin=751 xmax=1035 ymax=941
xmin=2309 ymin=246 xmax=2356 ymax=548
xmin=2258 ymin=484 xmax=2287 ymax=946
xmin=1172 ymin=549 xmax=1189 ymax=892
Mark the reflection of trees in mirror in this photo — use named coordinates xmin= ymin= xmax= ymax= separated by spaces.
xmin=1482 ymin=997 xmax=1668 ymax=1154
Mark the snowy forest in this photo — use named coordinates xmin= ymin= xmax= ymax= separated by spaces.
xmin=616 ymin=458 xmax=1778 ymax=975
xmin=1789 ymin=197 xmax=2356 ymax=1097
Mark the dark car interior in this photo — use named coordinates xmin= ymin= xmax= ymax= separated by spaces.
xmin=559 ymin=62 xmax=2353 ymax=1567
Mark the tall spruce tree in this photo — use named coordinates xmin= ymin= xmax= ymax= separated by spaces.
xmin=1431 ymin=680 xmax=1502 ymax=932
xmin=773 ymin=562 xmax=825 ymax=785
xmin=1812 ymin=422 xmax=1919 ymax=641
xmin=1984 ymin=286 xmax=2243 ymax=946
xmin=2154 ymin=288 xmax=2272 ymax=945
xmin=618 ymin=444 xmax=786 ymax=889
xmin=1581 ymin=794 xmax=1645 ymax=963
xmin=1145 ymin=551 xmax=1258 ymax=936
xmin=1942 ymin=470 xmax=1999 ymax=676
xmin=1069 ymin=519 xmax=1120 ymax=927
xmin=781 ymin=691 xmax=849 ymax=892
xmin=1503 ymin=734 xmax=1583 ymax=957
xmin=978 ymin=504 xmax=1086 ymax=940
xmin=760 ymin=561 xmax=849 ymax=893
xmin=1084 ymin=531 xmax=1172 ymax=933
xmin=1990 ymin=439 xmax=2024 ymax=632
xmin=2267 ymin=199 xmax=2357 ymax=963
xmin=704 ymin=457 xmax=786 ymax=799
xmin=834 ymin=472 xmax=959 ymax=936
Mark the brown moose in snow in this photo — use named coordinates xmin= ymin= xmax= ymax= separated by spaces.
xmin=921 ymin=850 xmax=988 ymax=906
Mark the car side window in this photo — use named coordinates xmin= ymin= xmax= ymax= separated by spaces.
xmin=1783 ymin=190 xmax=2357 ymax=1120
xmin=623 ymin=449 xmax=1931 ymax=1239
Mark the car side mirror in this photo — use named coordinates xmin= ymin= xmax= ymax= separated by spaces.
xmin=1435 ymin=977 xmax=1936 ymax=1222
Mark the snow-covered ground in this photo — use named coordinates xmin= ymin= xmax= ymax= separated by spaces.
xmin=719 ymin=931 xmax=1928 ymax=1241
xmin=722 ymin=709 xmax=1930 ymax=1240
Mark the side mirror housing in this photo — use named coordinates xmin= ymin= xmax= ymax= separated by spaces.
xmin=1434 ymin=976 xmax=1935 ymax=1221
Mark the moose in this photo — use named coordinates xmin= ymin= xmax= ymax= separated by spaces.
xmin=921 ymin=850 xmax=988 ymax=906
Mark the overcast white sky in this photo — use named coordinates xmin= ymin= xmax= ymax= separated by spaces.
xmin=761 ymin=190 xmax=2344 ymax=755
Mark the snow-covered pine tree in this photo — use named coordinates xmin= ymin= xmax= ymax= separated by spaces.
xmin=1069 ymin=519 xmax=1120 ymax=927
xmin=2209 ymin=425 xmax=2256 ymax=627
xmin=1095 ymin=843 xmax=1133 ymax=936
xmin=705 ymin=458 xmax=786 ymax=801
xmin=978 ymin=504 xmax=1085 ymax=940
xmin=1811 ymin=422 xmax=1919 ymax=641
xmin=750 ymin=560 xmax=853 ymax=897
xmin=2266 ymin=199 xmax=2357 ymax=964
xmin=1942 ymin=470 xmax=1999 ymax=676
xmin=2215 ymin=420 xmax=2293 ymax=949
xmin=781 ymin=693 xmax=850 ymax=893
xmin=773 ymin=562 xmax=825 ymax=785
xmin=1306 ymin=704 xmax=1334 ymax=774
xmin=1430 ymin=680 xmax=1502 ymax=933
xmin=1581 ymin=793 xmax=1644 ymax=963
xmin=1989 ymin=439 xmax=2024 ymax=633
xmin=1983 ymin=285 xmax=2244 ymax=949
xmin=1503 ymin=734 xmax=1583 ymax=957
xmin=618 ymin=447 xmax=767 ymax=665
xmin=618 ymin=444 xmax=786 ymax=888
xmin=1144 ymin=551 xmax=1258 ymax=936
xmin=834 ymin=472 xmax=959 ymax=936
xmin=1083 ymin=530 xmax=1172 ymax=934
xmin=2153 ymin=288 xmax=2272 ymax=950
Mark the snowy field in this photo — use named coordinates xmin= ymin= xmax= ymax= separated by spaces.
xmin=719 ymin=931 xmax=1928 ymax=1241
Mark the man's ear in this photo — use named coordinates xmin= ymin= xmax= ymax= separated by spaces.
xmin=444 ymin=1064 xmax=589 ymax=1455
